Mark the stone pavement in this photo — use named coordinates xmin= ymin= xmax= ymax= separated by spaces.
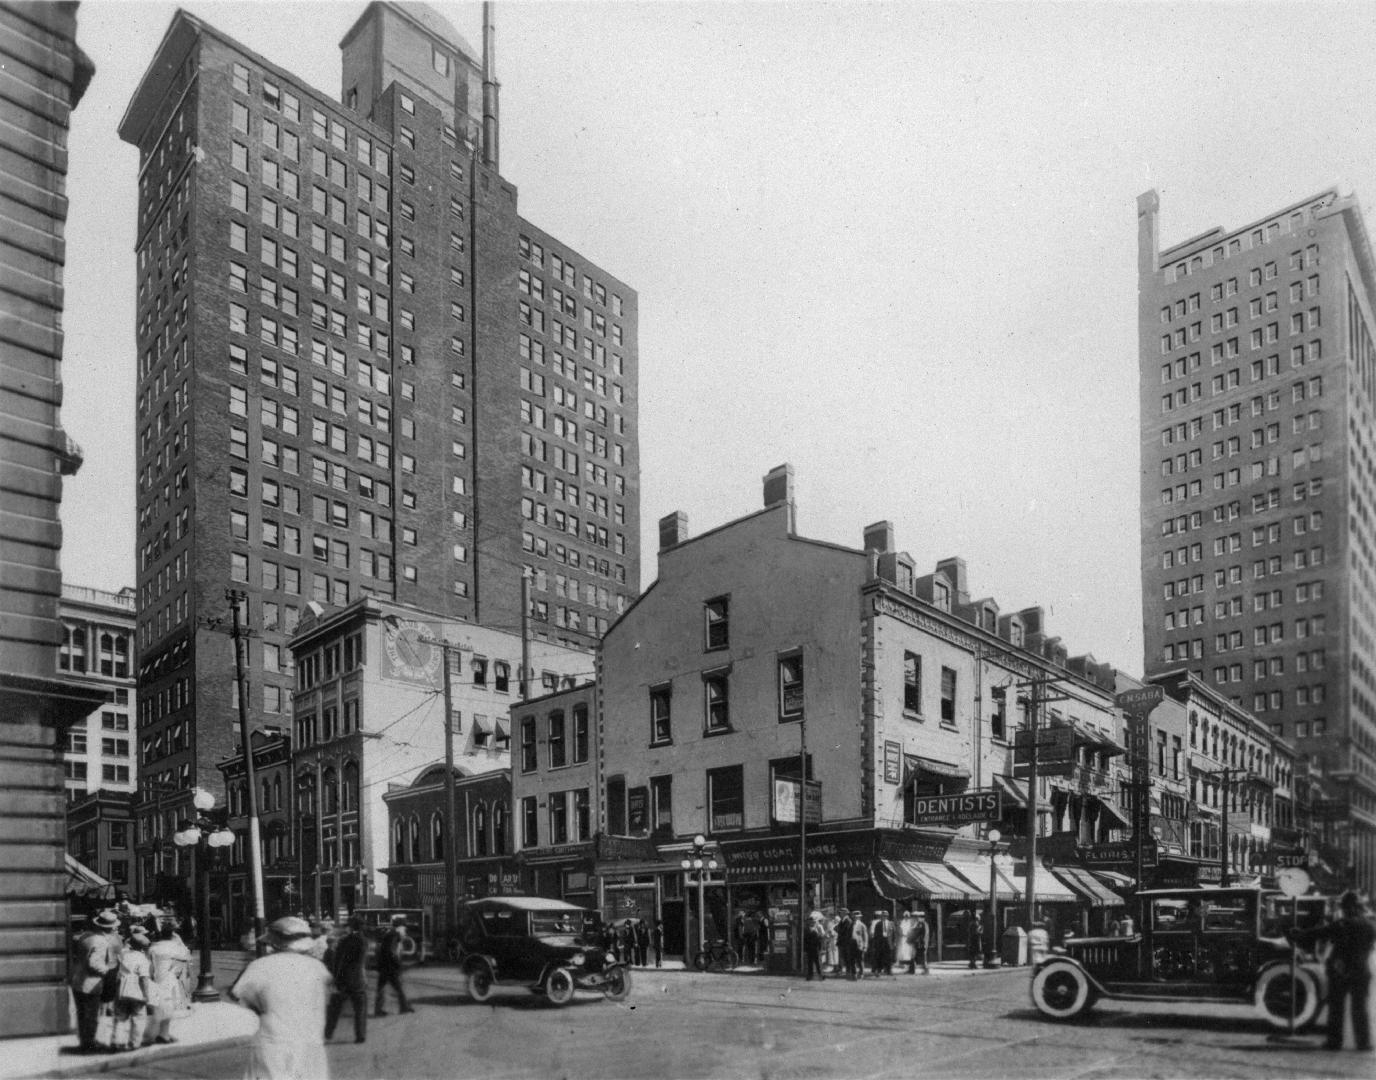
xmin=0 ymin=956 xmax=1012 ymax=1079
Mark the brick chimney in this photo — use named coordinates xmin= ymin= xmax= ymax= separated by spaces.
xmin=935 ymin=557 xmax=969 ymax=606
xmin=658 ymin=511 xmax=688 ymax=552
xmin=863 ymin=521 xmax=894 ymax=554
xmin=763 ymin=463 xmax=795 ymax=532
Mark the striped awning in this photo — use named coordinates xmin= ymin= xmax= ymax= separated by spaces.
xmin=1051 ymin=864 xmax=1126 ymax=907
xmin=943 ymin=851 xmax=1018 ymax=902
xmin=873 ymin=857 xmax=984 ymax=902
xmin=993 ymin=774 xmax=1028 ymax=808
xmin=1091 ymin=869 xmax=1135 ymax=890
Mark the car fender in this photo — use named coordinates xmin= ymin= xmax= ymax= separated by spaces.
xmin=1030 ymin=954 xmax=1110 ymax=999
xmin=463 ymin=952 xmax=499 ymax=980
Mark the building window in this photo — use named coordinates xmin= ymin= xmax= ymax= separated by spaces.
xmin=492 ymin=803 xmax=507 ymax=854
xmin=650 ymin=684 xmax=672 ymax=744
xmin=572 ymin=704 xmax=588 ymax=764
xmin=521 ymin=796 xmax=538 ymax=848
xmin=704 ymin=596 xmax=729 ymax=650
xmin=704 ymin=673 xmax=730 ymax=733
xmin=519 ymin=716 xmax=536 ymax=772
xmin=940 ymin=667 xmax=957 ymax=722
xmin=707 ymin=764 xmax=744 ymax=833
xmin=651 ymin=775 xmax=672 ymax=833
xmin=548 ymin=711 xmax=566 ymax=768
xmin=573 ymin=789 xmax=591 ymax=841
xmin=548 ymin=793 xmax=567 ymax=845
xmin=431 ymin=813 xmax=444 ymax=860
xmin=473 ymin=803 xmax=488 ymax=856
xmin=903 ymin=651 xmax=921 ymax=713
xmin=778 ymin=654 xmax=803 ymax=721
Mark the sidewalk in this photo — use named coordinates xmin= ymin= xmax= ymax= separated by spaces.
xmin=0 ymin=997 xmax=257 ymax=1080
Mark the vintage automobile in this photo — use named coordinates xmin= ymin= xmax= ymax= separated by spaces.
xmin=457 ymin=896 xmax=632 ymax=1006
xmin=1030 ymin=886 xmax=1326 ymax=1028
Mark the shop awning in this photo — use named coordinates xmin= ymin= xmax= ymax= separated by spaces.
xmin=943 ymin=851 xmax=1018 ymax=902
xmin=1006 ymin=856 xmax=1080 ymax=903
xmin=1091 ymin=869 xmax=1135 ymax=890
xmin=1051 ymin=864 xmax=1126 ymax=907
xmin=66 ymin=853 xmax=114 ymax=900
xmin=904 ymin=755 xmax=971 ymax=786
xmin=494 ymin=718 xmax=509 ymax=739
xmin=472 ymin=715 xmax=494 ymax=734
xmin=993 ymin=774 xmax=1027 ymax=808
xmin=1094 ymin=797 xmax=1131 ymax=831
xmin=873 ymin=858 xmax=984 ymax=902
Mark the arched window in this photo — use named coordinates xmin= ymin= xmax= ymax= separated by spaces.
xmin=431 ymin=813 xmax=444 ymax=860
xmin=492 ymin=803 xmax=507 ymax=855
xmin=473 ymin=803 xmax=488 ymax=856
xmin=99 ymin=632 xmax=115 ymax=675
xmin=393 ymin=819 xmax=406 ymax=863
xmin=343 ymin=761 xmax=359 ymax=812
xmin=409 ymin=814 xmax=421 ymax=862
xmin=323 ymin=767 xmax=339 ymax=815
xmin=272 ymin=775 xmax=282 ymax=811
xmin=262 ymin=777 xmax=272 ymax=812
xmin=114 ymin=636 xmax=129 ymax=678
xmin=69 ymin=627 xmax=87 ymax=673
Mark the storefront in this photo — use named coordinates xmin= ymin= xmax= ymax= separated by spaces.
xmin=518 ymin=842 xmax=596 ymax=907
xmin=872 ymin=832 xmax=986 ymax=962
xmin=457 ymin=857 xmax=521 ymax=900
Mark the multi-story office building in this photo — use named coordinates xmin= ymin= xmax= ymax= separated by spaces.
xmin=0 ymin=0 xmax=103 ymax=1037
xmin=117 ymin=3 xmax=640 ymax=858
xmin=57 ymin=584 xmax=138 ymax=801
xmin=1138 ymin=188 xmax=1376 ymax=894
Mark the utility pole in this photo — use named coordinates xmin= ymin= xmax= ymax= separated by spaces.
xmin=1023 ymin=679 xmax=1039 ymax=934
xmin=1208 ymin=768 xmax=1247 ymax=886
xmin=226 ymin=589 xmax=267 ymax=956
xmin=520 ymin=567 xmax=533 ymax=701
xmin=797 ymin=710 xmax=807 ymax=974
xmin=441 ymin=640 xmax=458 ymax=951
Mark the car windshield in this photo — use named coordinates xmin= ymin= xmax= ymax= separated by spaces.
xmin=530 ymin=910 xmax=598 ymax=942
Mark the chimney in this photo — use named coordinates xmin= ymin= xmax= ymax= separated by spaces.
xmin=863 ymin=521 xmax=894 ymax=554
xmin=762 ymin=463 xmax=795 ymax=532
xmin=658 ymin=511 xmax=688 ymax=552
xmin=935 ymin=557 xmax=969 ymax=606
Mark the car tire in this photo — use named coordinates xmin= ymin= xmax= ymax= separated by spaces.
xmin=545 ymin=967 xmax=576 ymax=1006
xmin=602 ymin=966 xmax=632 ymax=1002
xmin=467 ymin=962 xmax=495 ymax=1003
xmin=1254 ymin=963 xmax=1320 ymax=1031
xmin=692 ymin=950 xmax=710 ymax=972
xmin=1030 ymin=960 xmax=1094 ymax=1020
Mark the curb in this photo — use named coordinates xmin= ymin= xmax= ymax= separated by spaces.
xmin=35 ymin=1036 xmax=247 ymax=1080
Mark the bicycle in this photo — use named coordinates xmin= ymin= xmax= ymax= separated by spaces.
xmin=692 ymin=938 xmax=739 ymax=972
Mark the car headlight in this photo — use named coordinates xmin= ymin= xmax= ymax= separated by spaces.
xmin=569 ymin=953 xmax=586 ymax=967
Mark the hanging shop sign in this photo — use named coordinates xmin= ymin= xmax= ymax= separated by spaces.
xmin=907 ymin=789 xmax=1002 ymax=827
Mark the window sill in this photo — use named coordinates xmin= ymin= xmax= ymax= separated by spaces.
xmin=702 ymin=726 xmax=734 ymax=738
xmin=778 ymin=714 xmax=802 ymax=724
xmin=903 ymin=709 xmax=925 ymax=722
xmin=649 ymin=738 xmax=673 ymax=749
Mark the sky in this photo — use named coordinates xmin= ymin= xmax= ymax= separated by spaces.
xmin=58 ymin=0 xmax=1376 ymax=677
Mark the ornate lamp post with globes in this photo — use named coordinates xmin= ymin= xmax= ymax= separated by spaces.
xmin=172 ymin=787 xmax=235 ymax=1001
xmin=985 ymin=828 xmax=1002 ymax=968
xmin=680 ymin=834 xmax=718 ymax=962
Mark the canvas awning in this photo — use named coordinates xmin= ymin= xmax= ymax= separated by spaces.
xmin=494 ymin=717 xmax=509 ymax=738
xmin=65 ymin=853 xmax=114 ymax=900
xmin=472 ymin=715 xmax=494 ymax=734
xmin=873 ymin=857 xmax=985 ymax=902
xmin=992 ymin=774 xmax=1028 ymax=808
xmin=1006 ymin=856 xmax=1080 ymax=903
xmin=1051 ymin=863 xmax=1126 ymax=907
xmin=1091 ymin=869 xmax=1136 ymax=890
xmin=1094 ymin=797 xmax=1131 ymax=831
xmin=943 ymin=850 xmax=1018 ymax=902
xmin=903 ymin=755 xmax=971 ymax=786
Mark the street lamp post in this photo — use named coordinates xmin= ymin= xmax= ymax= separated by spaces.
xmin=680 ymin=834 xmax=718 ymax=963
xmin=986 ymin=829 xmax=1002 ymax=968
xmin=172 ymin=788 xmax=235 ymax=1002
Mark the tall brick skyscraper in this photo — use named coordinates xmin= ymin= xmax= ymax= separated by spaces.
xmin=117 ymin=3 xmax=640 ymax=860
xmin=1138 ymin=189 xmax=1375 ymax=894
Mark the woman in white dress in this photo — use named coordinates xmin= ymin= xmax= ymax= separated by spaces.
xmin=146 ymin=922 xmax=193 ymax=1044
xmin=823 ymin=912 xmax=840 ymax=972
xmin=230 ymin=916 xmax=334 ymax=1080
xmin=895 ymin=912 xmax=915 ymax=969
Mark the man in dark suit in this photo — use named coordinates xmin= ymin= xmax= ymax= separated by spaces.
xmin=69 ymin=910 xmax=121 ymax=1053
xmin=325 ymin=916 xmax=368 ymax=1043
xmin=836 ymin=911 xmax=855 ymax=978
xmin=632 ymin=919 xmax=650 ymax=966
xmin=374 ymin=915 xmax=415 ymax=1016
xmin=1289 ymin=891 xmax=1375 ymax=1051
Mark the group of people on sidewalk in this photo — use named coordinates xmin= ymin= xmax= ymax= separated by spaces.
xmin=803 ymin=909 xmax=931 ymax=980
xmin=68 ymin=909 xmax=193 ymax=1054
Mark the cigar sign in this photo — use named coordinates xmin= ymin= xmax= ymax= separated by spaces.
xmin=908 ymin=789 xmax=1001 ymax=826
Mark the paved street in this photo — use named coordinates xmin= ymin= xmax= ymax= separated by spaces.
xmin=91 ymin=960 xmax=1376 ymax=1080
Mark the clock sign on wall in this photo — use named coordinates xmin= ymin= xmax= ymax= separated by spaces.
xmin=382 ymin=618 xmax=443 ymax=684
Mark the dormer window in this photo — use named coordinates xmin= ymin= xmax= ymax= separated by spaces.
xmin=933 ymin=581 xmax=951 ymax=612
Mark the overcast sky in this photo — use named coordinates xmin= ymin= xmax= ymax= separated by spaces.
xmin=58 ymin=0 xmax=1376 ymax=676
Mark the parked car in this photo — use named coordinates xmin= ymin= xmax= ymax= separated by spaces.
xmin=353 ymin=907 xmax=431 ymax=966
xmin=1030 ymin=886 xmax=1326 ymax=1029
xmin=457 ymin=896 xmax=631 ymax=1006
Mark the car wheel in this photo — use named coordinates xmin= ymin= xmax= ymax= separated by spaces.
xmin=467 ymin=962 xmax=495 ymax=1003
xmin=1254 ymin=964 xmax=1320 ymax=1031
xmin=545 ymin=967 xmax=576 ymax=1006
xmin=692 ymin=950 xmax=710 ymax=972
xmin=602 ymin=966 xmax=632 ymax=1002
xmin=1030 ymin=961 xmax=1094 ymax=1020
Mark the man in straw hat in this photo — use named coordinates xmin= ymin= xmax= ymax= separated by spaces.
xmin=230 ymin=915 xmax=334 ymax=1079
xmin=68 ymin=909 xmax=122 ymax=1053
